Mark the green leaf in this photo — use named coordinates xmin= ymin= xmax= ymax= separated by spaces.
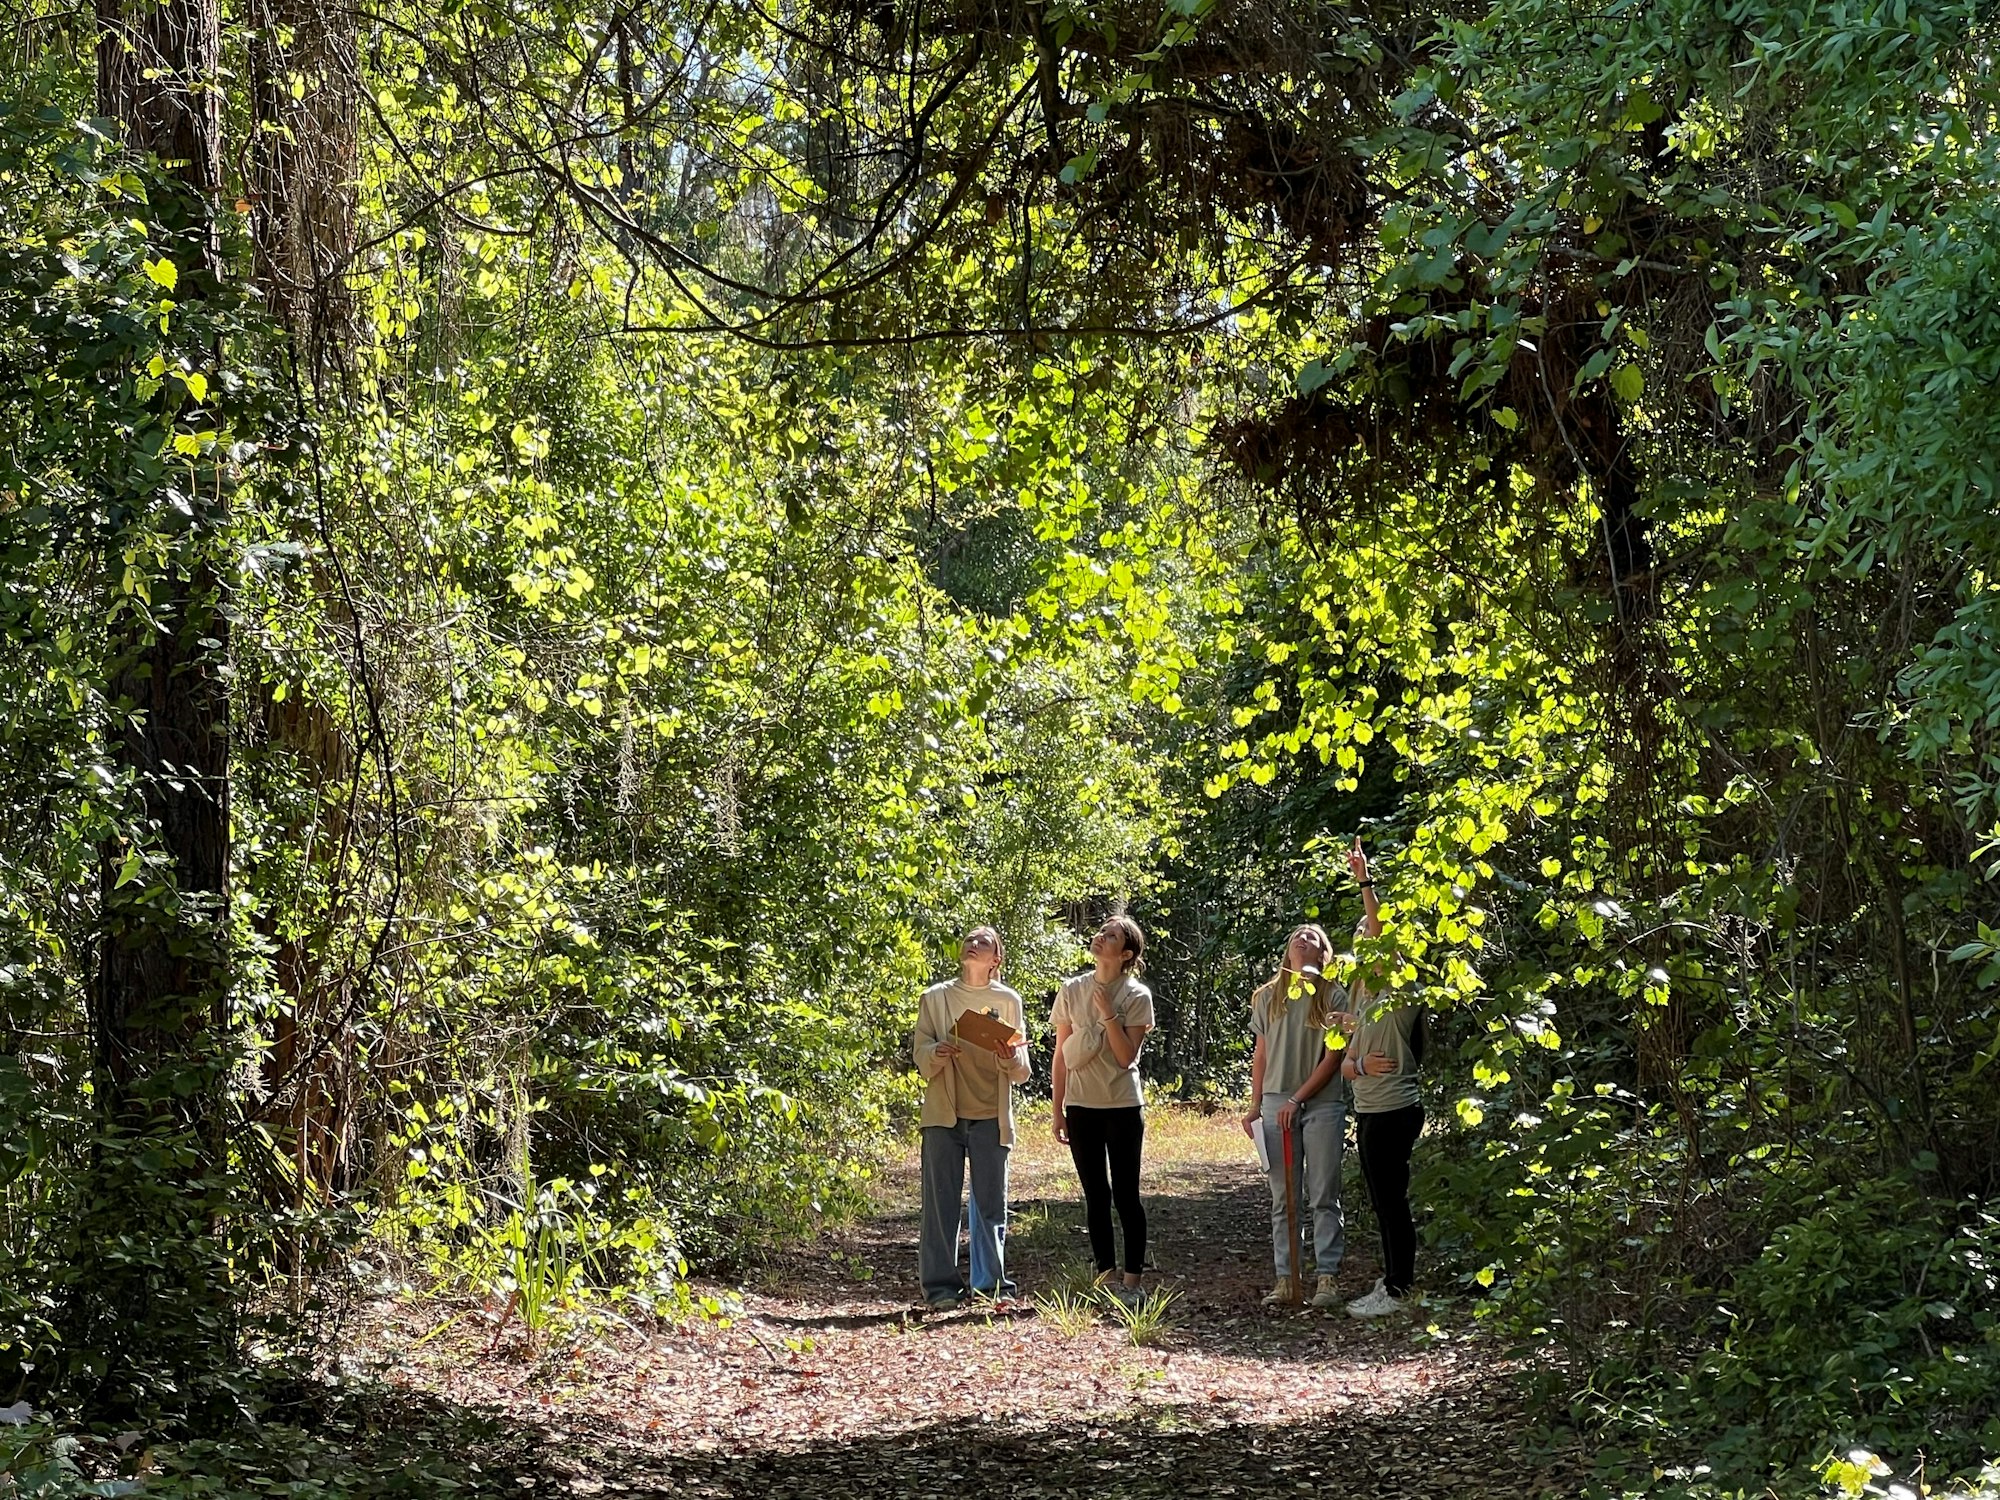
xmin=1620 ymin=88 xmax=1664 ymax=128
xmin=1058 ymin=150 xmax=1098 ymax=185
xmin=143 ymin=257 xmax=177 ymax=290
xmin=1463 ymin=221 xmax=1509 ymax=258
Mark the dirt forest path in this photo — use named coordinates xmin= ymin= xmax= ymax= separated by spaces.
xmin=368 ymin=1106 xmax=1573 ymax=1498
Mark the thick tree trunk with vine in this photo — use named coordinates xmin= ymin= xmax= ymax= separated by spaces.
xmin=80 ymin=0 xmax=237 ymax=1413
xmin=247 ymin=0 xmax=359 ymax=369
xmin=258 ymin=691 xmax=363 ymax=1221
xmin=244 ymin=0 xmax=368 ymax=1223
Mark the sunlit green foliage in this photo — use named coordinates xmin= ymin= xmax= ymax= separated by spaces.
xmin=4 ymin=0 xmax=2000 ymax=1485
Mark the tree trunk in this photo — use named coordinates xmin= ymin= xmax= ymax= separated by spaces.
xmin=80 ymin=0 xmax=236 ymax=1415
xmin=247 ymin=0 xmax=359 ymax=369
xmin=243 ymin=0 xmax=366 ymax=1230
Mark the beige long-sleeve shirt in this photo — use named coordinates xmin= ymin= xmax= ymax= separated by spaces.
xmin=913 ymin=979 xmax=1032 ymax=1145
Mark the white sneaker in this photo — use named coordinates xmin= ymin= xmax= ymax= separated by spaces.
xmin=1346 ymin=1281 xmax=1405 ymax=1318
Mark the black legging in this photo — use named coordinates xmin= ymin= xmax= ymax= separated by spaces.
xmin=1356 ymin=1104 xmax=1424 ymax=1296
xmin=1065 ymin=1104 xmax=1147 ymax=1275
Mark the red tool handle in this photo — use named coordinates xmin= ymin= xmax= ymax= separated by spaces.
xmin=1281 ymin=1115 xmax=1301 ymax=1305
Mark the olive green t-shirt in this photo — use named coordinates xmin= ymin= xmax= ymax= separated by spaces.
xmin=1349 ymin=987 xmax=1423 ymax=1113
xmin=1251 ymin=977 xmax=1349 ymax=1099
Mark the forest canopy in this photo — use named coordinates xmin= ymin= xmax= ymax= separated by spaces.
xmin=2 ymin=0 xmax=1998 ymax=1490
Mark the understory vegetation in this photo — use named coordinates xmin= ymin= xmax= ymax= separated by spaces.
xmin=3 ymin=0 xmax=1999 ymax=1491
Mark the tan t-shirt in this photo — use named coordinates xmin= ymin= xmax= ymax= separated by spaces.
xmin=954 ymin=1016 xmax=1005 ymax=1121
xmin=1052 ymin=972 xmax=1155 ymax=1111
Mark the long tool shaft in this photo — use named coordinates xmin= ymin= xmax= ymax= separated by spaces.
xmin=1282 ymin=1118 xmax=1301 ymax=1305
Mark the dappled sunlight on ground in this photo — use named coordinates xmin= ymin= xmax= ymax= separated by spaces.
xmin=356 ymin=1106 xmax=1576 ymax=1497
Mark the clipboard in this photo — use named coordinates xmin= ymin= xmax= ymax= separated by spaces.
xmin=951 ymin=1007 xmax=1023 ymax=1058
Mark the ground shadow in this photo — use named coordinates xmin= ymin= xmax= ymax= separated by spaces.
xmin=81 ymin=1383 xmax=551 ymax=1497
xmin=516 ymin=1381 xmax=1581 ymax=1499
xmin=751 ymin=1306 xmax=934 ymax=1332
xmin=111 ymin=1369 xmax=1584 ymax=1499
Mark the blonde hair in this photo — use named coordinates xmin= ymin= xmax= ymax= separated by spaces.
xmin=1255 ymin=923 xmax=1338 ymax=1030
xmin=959 ymin=926 xmax=1005 ymax=976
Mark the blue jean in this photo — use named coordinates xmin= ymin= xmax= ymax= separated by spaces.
xmin=919 ymin=1117 xmax=1013 ymax=1299
xmin=1261 ymin=1092 xmax=1346 ymax=1281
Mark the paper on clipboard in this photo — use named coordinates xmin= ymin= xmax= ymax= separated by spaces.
xmin=1250 ymin=1116 xmax=1271 ymax=1173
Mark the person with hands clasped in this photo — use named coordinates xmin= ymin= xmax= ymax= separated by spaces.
xmin=1243 ymin=922 xmax=1351 ymax=1308
xmin=1340 ymin=839 xmax=1427 ymax=1318
xmin=1051 ymin=916 xmax=1155 ymax=1306
xmin=914 ymin=926 xmax=1033 ymax=1310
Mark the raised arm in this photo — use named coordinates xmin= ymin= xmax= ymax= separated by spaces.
xmin=1002 ymin=1006 xmax=1032 ymax=1086
xmin=1349 ymin=837 xmax=1382 ymax=938
xmin=1059 ymin=978 xmax=1106 ymax=1071
xmin=1000 ymin=1048 xmax=1031 ymax=1087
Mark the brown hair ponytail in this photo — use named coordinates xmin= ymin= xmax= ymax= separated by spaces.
xmin=1103 ymin=915 xmax=1145 ymax=975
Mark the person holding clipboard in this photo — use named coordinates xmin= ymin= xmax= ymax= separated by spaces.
xmin=913 ymin=926 xmax=1032 ymax=1309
